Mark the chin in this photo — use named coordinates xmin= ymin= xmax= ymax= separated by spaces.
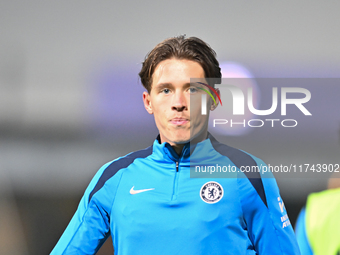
xmin=173 ymin=139 xmax=190 ymax=145
xmin=170 ymin=136 xmax=190 ymax=145
xmin=167 ymin=133 xmax=191 ymax=145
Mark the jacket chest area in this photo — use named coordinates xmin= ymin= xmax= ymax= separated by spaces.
xmin=110 ymin=167 xmax=243 ymax=232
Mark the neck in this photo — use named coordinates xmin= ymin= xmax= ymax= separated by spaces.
xmin=171 ymin=143 xmax=185 ymax=155
xmin=160 ymin=130 xmax=209 ymax=155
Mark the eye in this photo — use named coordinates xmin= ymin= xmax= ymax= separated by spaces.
xmin=188 ymin=87 xmax=198 ymax=93
xmin=161 ymin=88 xmax=171 ymax=94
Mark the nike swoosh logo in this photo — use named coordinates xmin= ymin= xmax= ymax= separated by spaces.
xmin=130 ymin=186 xmax=154 ymax=195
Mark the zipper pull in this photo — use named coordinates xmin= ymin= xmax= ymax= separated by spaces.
xmin=176 ymin=161 xmax=179 ymax=172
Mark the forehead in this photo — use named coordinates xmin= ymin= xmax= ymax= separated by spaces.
xmin=151 ymin=58 xmax=205 ymax=88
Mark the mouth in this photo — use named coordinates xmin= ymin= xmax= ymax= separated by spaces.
xmin=170 ymin=118 xmax=189 ymax=126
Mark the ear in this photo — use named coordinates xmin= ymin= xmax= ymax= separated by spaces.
xmin=210 ymin=88 xmax=220 ymax=111
xmin=143 ymin=91 xmax=153 ymax=114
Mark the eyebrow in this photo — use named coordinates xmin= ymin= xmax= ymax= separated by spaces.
xmin=154 ymin=83 xmax=173 ymax=90
xmin=154 ymin=82 xmax=192 ymax=90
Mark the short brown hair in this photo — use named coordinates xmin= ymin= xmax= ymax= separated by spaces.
xmin=139 ymin=35 xmax=221 ymax=93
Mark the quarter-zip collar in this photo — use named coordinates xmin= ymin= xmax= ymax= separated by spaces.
xmin=151 ymin=133 xmax=217 ymax=164
xmin=152 ymin=135 xmax=191 ymax=163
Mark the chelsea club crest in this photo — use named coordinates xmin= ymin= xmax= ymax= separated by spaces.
xmin=200 ymin=181 xmax=224 ymax=204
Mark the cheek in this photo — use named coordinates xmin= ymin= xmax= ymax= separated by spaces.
xmin=151 ymin=101 xmax=168 ymax=125
xmin=189 ymin=95 xmax=202 ymax=111
xmin=190 ymin=95 xmax=210 ymax=116
xmin=190 ymin=96 xmax=211 ymax=125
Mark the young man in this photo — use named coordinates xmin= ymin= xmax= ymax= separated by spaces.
xmin=51 ymin=36 xmax=300 ymax=254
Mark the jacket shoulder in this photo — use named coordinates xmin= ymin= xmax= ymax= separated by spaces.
xmin=88 ymin=145 xmax=153 ymax=202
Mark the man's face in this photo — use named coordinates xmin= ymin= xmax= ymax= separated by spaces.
xmin=143 ymin=58 xmax=216 ymax=146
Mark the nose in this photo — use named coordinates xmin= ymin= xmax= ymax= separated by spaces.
xmin=171 ymin=91 xmax=188 ymax=112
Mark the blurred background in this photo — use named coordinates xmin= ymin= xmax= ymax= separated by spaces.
xmin=1 ymin=1 xmax=339 ymax=254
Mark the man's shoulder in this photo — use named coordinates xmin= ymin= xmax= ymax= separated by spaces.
xmin=87 ymin=145 xmax=154 ymax=203
xmin=105 ymin=145 xmax=154 ymax=172
xmin=207 ymin=135 xmax=269 ymax=207
xmin=208 ymin=135 xmax=264 ymax=169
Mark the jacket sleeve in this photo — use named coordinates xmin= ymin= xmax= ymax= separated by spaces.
xmin=237 ymin=159 xmax=301 ymax=255
xmin=51 ymin=161 xmax=119 ymax=255
xmin=295 ymin=207 xmax=313 ymax=255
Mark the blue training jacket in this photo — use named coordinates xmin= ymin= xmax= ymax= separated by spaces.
xmin=51 ymin=134 xmax=300 ymax=255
